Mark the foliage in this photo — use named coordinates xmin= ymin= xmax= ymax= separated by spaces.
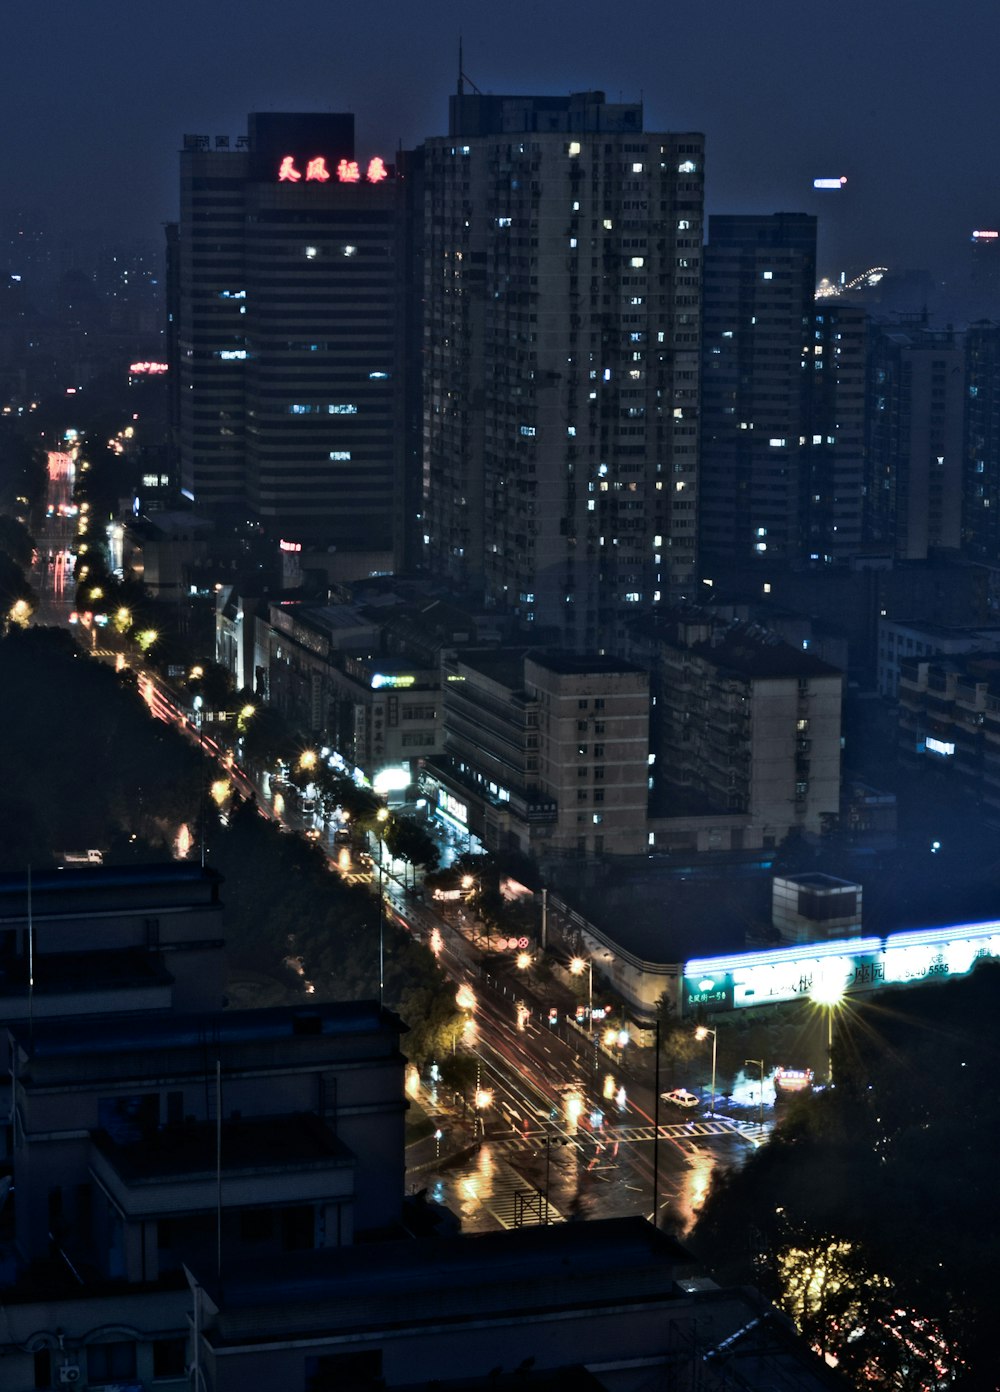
xmin=690 ymin=963 xmax=1000 ymax=1387
xmin=0 ymin=515 xmax=35 ymax=571
xmin=0 ymin=626 xmax=206 ymax=865
xmin=206 ymin=797 xmax=461 ymax=1066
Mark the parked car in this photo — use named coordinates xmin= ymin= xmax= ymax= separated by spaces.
xmin=333 ymin=827 xmax=351 ymax=845
xmin=661 ymin=1088 xmax=699 ymax=1110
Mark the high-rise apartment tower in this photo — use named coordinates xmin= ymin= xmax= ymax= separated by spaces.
xmin=421 ymin=91 xmax=703 ymax=648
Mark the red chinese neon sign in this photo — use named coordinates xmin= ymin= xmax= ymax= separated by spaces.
xmin=277 ymin=156 xmax=391 ymax=184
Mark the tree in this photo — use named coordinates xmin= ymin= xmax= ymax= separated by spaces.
xmin=690 ymin=963 xmax=1000 ymax=1387
xmin=0 ymin=515 xmax=34 ymax=570
xmin=384 ymin=815 xmax=439 ymax=884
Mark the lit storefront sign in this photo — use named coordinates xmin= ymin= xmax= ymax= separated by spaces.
xmin=129 ymin=361 xmax=168 ymax=374
xmin=438 ymin=789 xmax=468 ymax=826
xmin=684 ymin=919 xmax=1000 ymax=1014
xmin=925 ymin=737 xmax=955 ymax=756
xmin=278 ymin=155 xmax=390 ymax=184
xmin=373 ymin=766 xmax=410 ymax=795
xmin=370 ymin=673 xmax=415 ymax=689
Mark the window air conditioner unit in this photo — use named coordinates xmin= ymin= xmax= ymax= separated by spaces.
xmin=58 ymin=1366 xmax=82 ymax=1386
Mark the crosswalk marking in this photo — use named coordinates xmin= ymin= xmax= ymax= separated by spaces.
xmin=492 ymin=1116 xmax=756 ymax=1153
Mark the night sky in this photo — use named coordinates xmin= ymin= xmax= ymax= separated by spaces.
xmin=5 ymin=0 xmax=1000 ymax=278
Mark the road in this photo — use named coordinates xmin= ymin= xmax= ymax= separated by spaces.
xmin=27 ymin=455 xmax=762 ymax=1236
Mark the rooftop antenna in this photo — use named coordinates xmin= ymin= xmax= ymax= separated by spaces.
xmin=457 ymin=37 xmax=482 ymax=96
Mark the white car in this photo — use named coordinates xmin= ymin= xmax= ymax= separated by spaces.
xmin=661 ymin=1088 xmax=699 ymax=1110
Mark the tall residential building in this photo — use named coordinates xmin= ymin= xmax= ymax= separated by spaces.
xmin=810 ymin=299 xmax=867 ymax=559
xmin=421 ymin=90 xmax=703 ymax=649
xmin=866 ymin=322 xmax=965 ymax=558
xmin=700 ymin=213 xmax=817 ymax=566
xmin=171 ymin=114 xmax=407 ymax=573
xmin=963 ymin=319 xmax=1000 ymax=560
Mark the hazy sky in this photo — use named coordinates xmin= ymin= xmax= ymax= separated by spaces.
xmin=5 ymin=0 xmax=999 ymax=278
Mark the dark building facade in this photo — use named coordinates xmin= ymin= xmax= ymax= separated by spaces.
xmin=700 ymin=213 xmax=818 ymax=566
xmin=866 ymin=322 xmax=964 ymax=559
xmin=963 ymin=319 xmax=1000 ymax=560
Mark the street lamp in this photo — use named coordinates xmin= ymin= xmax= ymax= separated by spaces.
xmin=810 ymin=971 xmax=845 ymax=1086
xmin=695 ymin=1024 xmax=718 ymax=1116
xmin=745 ymin=1058 xmax=765 ymax=1128
xmin=569 ymin=956 xmax=593 ymax=1033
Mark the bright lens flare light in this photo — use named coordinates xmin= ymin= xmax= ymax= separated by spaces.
xmin=475 ymin=1088 xmax=493 ymax=1110
xmin=563 ymin=1089 xmax=584 ymax=1130
xmin=210 ymin=779 xmax=229 ymax=806
xmin=456 ymin=984 xmax=477 ymax=1012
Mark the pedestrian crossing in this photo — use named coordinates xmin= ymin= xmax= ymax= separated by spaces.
xmin=492 ymin=1115 xmax=756 ymax=1153
xmin=483 ymin=1171 xmax=564 ymax=1229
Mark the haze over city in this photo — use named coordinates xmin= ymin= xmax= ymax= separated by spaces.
xmin=6 ymin=0 xmax=1000 ymax=278
xmin=5 ymin=2 xmax=1000 ymax=1385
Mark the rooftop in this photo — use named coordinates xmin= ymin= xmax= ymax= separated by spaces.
xmin=93 ymin=1113 xmax=352 ymax=1182
xmin=10 ymin=1000 xmax=404 ymax=1058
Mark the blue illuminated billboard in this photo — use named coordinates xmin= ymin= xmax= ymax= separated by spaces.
xmin=684 ymin=919 xmax=1000 ymax=1014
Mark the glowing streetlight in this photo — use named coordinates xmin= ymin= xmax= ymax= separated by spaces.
xmin=136 ymin=628 xmax=158 ymax=651
xmin=810 ymin=970 xmax=845 ymax=1085
xmin=569 ymin=956 xmax=593 ymax=1033
xmin=210 ymin=779 xmax=229 ymax=806
xmin=695 ymin=1024 xmax=718 ymax=1116
xmin=516 ymin=950 xmax=532 ymax=971
xmin=298 ymin=749 xmax=318 ymax=772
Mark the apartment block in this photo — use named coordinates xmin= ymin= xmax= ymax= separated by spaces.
xmin=422 ymin=91 xmax=703 ymax=647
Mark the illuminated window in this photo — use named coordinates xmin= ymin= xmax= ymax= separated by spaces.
xmin=630 ymin=257 xmax=645 ymax=268
xmin=568 ymin=142 xmax=581 ymax=157
xmin=328 ymin=404 xmax=358 ymax=415
xmin=762 ymin=270 xmax=773 ymax=280
xmin=631 ymin=162 xmax=644 ymax=173
xmin=678 ymin=159 xmax=697 ymax=173
xmin=329 ymin=451 xmax=351 ymax=461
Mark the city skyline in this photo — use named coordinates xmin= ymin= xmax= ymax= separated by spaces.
xmin=5 ymin=0 xmax=1000 ymax=282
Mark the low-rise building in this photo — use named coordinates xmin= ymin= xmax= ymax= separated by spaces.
xmin=424 ymin=649 xmax=649 ymax=859
xmin=627 ymin=613 xmax=843 ymax=855
xmin=3 ymin=999 xmax=408 ymax=1392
